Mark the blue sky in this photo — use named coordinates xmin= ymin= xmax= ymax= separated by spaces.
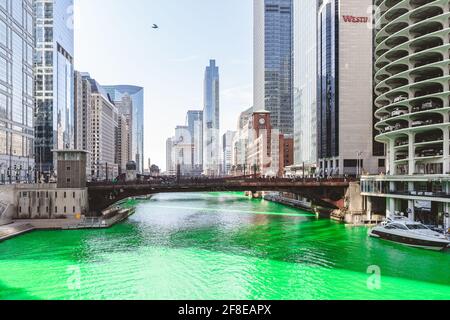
xmin=74 ymin=0 xmax=253 ymax=170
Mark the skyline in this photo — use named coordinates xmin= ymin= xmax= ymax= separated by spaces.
xmin=1 ymin=0 xmax=450 ymax=304
xmin=74 ymin=0 xmax=254 ymax=170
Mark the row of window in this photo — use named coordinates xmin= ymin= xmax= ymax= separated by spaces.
xmin=19 ymin=205 xmax=77 ymax=214
xmin=21 ymin=191 xmax=77 ymax=199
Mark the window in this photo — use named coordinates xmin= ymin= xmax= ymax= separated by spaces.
xmin=0 ymin=20 xmax=6 ymax=46
xmin=64 ymin=192 xmax=66 ymax=198
xmin=55 ymin=207 xmax=58 ymax=213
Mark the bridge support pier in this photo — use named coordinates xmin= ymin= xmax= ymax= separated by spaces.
xmin=245 ymin=191 xmax=262 ymax=199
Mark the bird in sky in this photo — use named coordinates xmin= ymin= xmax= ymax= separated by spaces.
xmin=152 ymin=24 xmax=159 ymax=29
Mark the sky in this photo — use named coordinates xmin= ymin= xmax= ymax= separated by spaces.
xmin=74 ymin=0 xmax=254 ymax=171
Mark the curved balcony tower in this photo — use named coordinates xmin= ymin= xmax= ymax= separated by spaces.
xmin=374 ymin=0 xmax=450 ymax=176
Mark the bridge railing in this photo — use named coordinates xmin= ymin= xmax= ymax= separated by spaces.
xmin=87 ymin=176 xmax=354 ymax=188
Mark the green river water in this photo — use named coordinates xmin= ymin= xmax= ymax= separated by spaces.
xmin=0 ymin=192 xmax=449 ymax=300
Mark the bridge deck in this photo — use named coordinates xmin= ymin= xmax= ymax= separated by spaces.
xmin=88 ymin=178 xmax=351 ymax=191
xmin=87 ymin=178 xmax=352 ymax=214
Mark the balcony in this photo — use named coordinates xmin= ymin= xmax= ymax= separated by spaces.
xmin=395 ymin=138 xmax=409 ymax=147
xmin=411 ymin=21 xmax=443 ymax=39
xmin=413 ymin=55 xmax=442 ymax=68
xmin=412 ymin=37 xmax=443 ymax=54
xmin=384 ymin=122 xmax=408 ymax=133
xmin=415 ymin=130 xmax=443 ymax=144
xmin=411 ymin=118 xmax=443 ymax=128
xmin=411 ymin=99 xmax=441 ymax=112
xmin=389 ymin=191 xmax=450 ymax=198
xmin=393 ymin=95 xmax=408 ymax=103
xmin=415 ymin=148 xmax=443 ymax=158
xmin=391 ymin=108 xmax=409 ymax=117
xmin=414 ymin=71 xmax=443 ymax=83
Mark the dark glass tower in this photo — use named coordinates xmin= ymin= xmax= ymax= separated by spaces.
xmin=317 ymin=0 xmax=339 ymax=160
xmin=254 ymin=0 xmax=294 ymax=135
xmin=34 ymin=0 xmax=75 ymax=175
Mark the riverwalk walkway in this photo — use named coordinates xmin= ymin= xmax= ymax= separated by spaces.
xmin=0 ymin=222 xmax=35 ymax=241
xmin=0 ymin=207 xmax=136 ymax=242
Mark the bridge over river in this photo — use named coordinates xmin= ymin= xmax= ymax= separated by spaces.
xmin=87 ymin=177 xmax=351 ymax=214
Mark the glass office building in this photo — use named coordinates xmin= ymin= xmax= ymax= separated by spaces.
xmin=203 ymin=60 xmax=220 ymax=176
xmin=317 ymin=0 xmax=339 ymax=162
xmin=104 ymin=85 xmax=144 ymax=173
xmin=0 ymin=0 xmax=35 ymax=183
xmin=34 ymin=0 xmax=75 ymax=175
xmin=293 ymin=0 xmax=319 ymax=170
xmin=254 ymin=0 xmax=293 ymax=135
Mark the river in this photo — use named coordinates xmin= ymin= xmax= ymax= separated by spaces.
xmin=0 ymin=192 xmax=449 ymax=300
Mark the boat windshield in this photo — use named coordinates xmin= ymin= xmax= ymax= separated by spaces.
xmin=406 ymin=224 xmax=429 ymax=230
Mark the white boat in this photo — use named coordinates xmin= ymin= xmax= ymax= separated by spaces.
xmin=369 ymin=216 xmax=450 ymax=251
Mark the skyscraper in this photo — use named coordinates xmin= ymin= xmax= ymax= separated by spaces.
xmin=293 ymin=0 xmax=319 ymax=173
xmin=104 ymin=85 xmax=144 ymax=173
xmin=254 ymin=0 xmax=294 ymax=135
xmin=166 ymin=137 xmax=174 ymax=175
xmin=115 ymin=113 xmax=130 ymax=173
xmin=0 ymin=0 xmax=35 ymax=184
xmin=114 ymin=94 xmax=133 ymax=163
xmin=74 ymin=71 xmax=93 ymax=174
xmin=186 ymin=110 xmax=203 ymax=175
xmin=173 ymin=126 xmax=193 ymax=176
xmin=203 ymin=60 xmax=220 ymax=176
xmin=362 ymin=0 xmax=450 ymax=227
xmin=317 ymin=0 xmax=383 ymax=177
xmin=34 ymin=0 xmax=75 ymax=175
xmin=88 ymin=78 xmax=119 ymax=180
xmin=223 ymin=131 xmax=236 ymax=176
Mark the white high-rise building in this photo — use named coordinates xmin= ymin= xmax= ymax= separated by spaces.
xmin=166 ymin=137 xmax=175 ymax=175
xmin=115 ymin=113 xmax=130 ymax=173
xmin=293 ymin=0 xmax=319 ymax=173
xmin=74 ymin=71 xmax=93 ymax=176
xmin=223 ymin=131 xmax=236 ymax=176
xmin=186 ymin=110 xmax=203 ymax=175
xmin=88 ymin=78 xmax=119 ymax=180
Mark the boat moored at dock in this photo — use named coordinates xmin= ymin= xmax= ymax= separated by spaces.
xmin=369 ymin=216 xmax=450 ymax=251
